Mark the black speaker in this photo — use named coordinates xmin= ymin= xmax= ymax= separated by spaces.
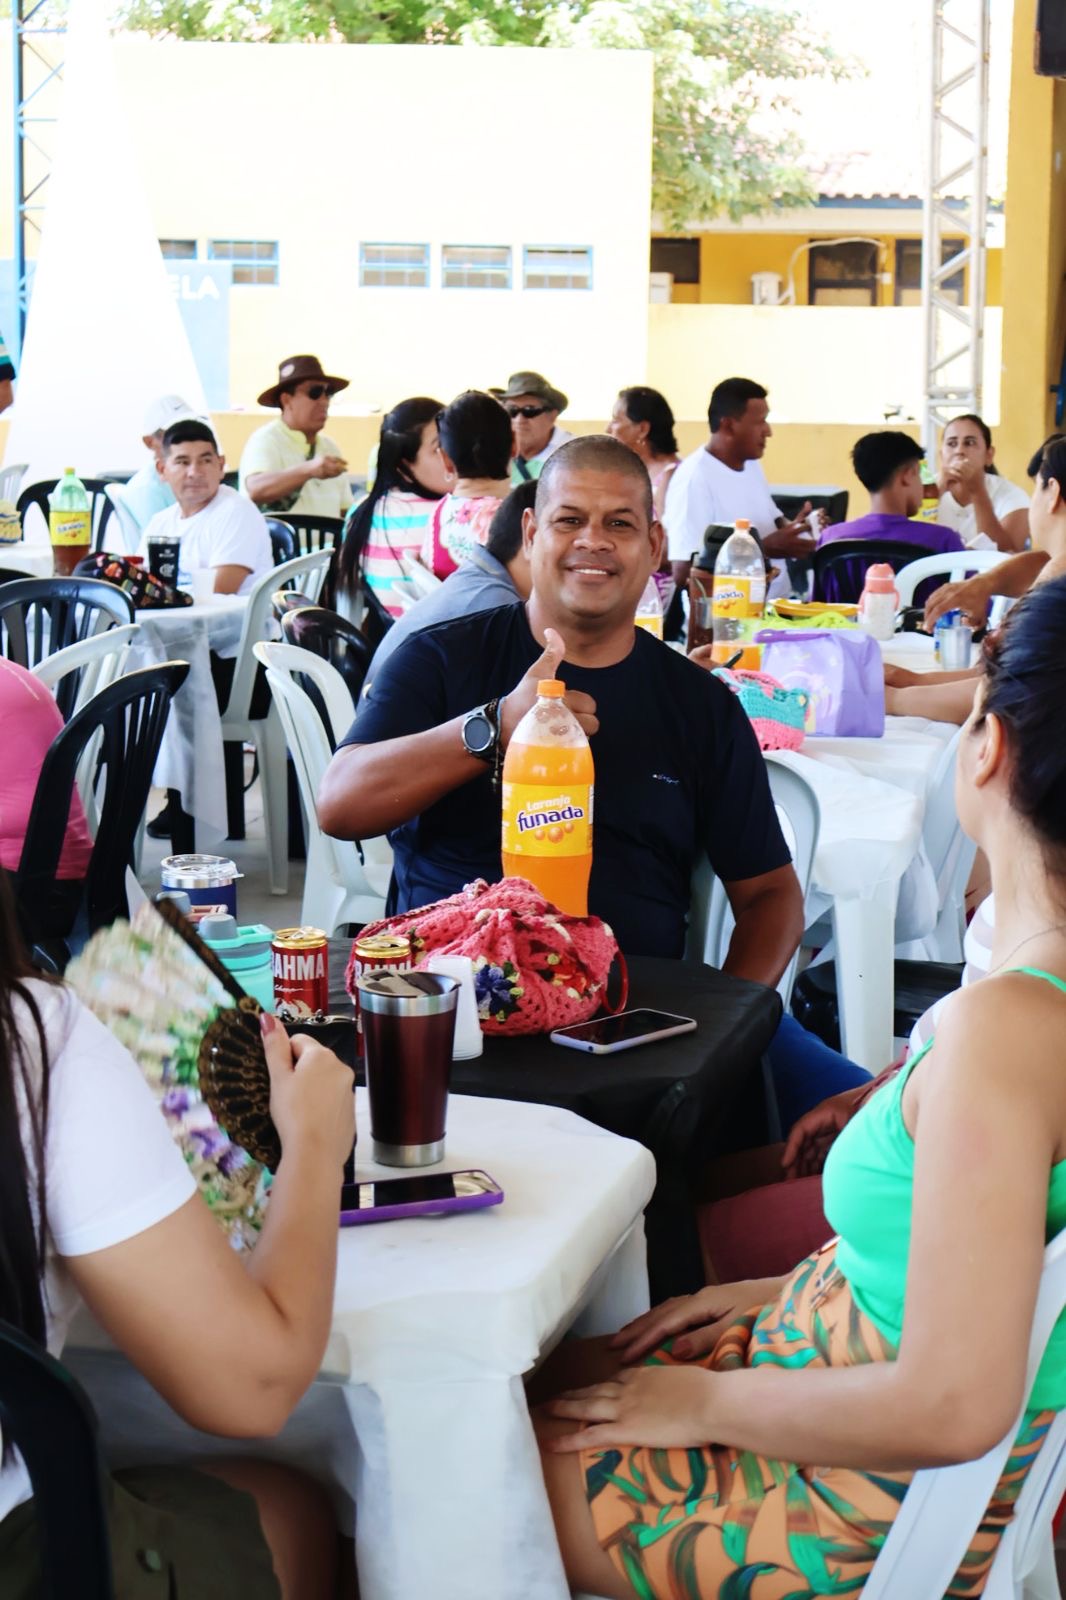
xmin=1036 ymin=0 xmax=1066 ymax=77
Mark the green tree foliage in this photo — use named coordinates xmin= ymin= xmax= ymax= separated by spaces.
xmin=114 ymin=0 xmax=848 ymax=228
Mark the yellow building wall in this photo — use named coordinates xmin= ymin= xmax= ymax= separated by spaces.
xmin=646 ymin=303 xmax=1002 ymax=427
xmin=998 ymin=0 xmax=1066 ymax=485
xmin=102 ymin=40 xmax=652 ymax=420
xmin=665 ymin=230 xmax=1003 ymax=309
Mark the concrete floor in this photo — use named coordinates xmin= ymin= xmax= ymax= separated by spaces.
xmin=137 ymin=775 xmax=306 ymax=933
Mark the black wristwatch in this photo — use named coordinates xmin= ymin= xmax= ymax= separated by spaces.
xmin=461 ymin=698 xmax=500 ymax=764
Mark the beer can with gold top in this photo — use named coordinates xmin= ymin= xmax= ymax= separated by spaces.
xmin=272 ymin=927 xmax=329 ymax=1020
xmin=352 ymin=933 xmax=413 ymax=1048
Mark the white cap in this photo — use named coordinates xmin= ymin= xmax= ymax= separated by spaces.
xmin=142 ymin=394 xmax=205 ymax=436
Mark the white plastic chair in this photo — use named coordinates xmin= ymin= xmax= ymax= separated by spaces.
xmin=399 ymin=556 xmax=444 ymax=599
xmin=30 ymin=622 xmax=140 ymax=716
xmin=686 ymin=759 xmax=821 ymax=1009
xmin=253 ymin=640 xmax=392 ymax=932
xmin=103 ymin=483 xmax=143 ymax=556
xmin=895 ymin=549 xmax=1010 ymax=608
xmin=220 ymin=549 xmax=333 ymax=896
xmin=31 ymin=623 xmax=142 ymax=834
xmin=896 ymin=727 xmax=977 ymax=963
xmin=0 ymin=462 xmax=28 ymax=503
xmin=863 ymin=1225 xmax=1066 ymax=1600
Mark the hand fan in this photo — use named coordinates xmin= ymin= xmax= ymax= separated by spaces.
xmin=65 ymin=899 xmax=281 ymax=1249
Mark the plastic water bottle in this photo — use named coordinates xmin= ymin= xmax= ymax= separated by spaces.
xmin=198 ymin=914 xmax=276 ymax=1011
xmin=635 ymin=575 xmax=664 ymax=639
xmin=49 ymin=468 xmax=91 ymax=576
xmin=501 ymin=680 xmax=594 ymax=917
xmin=857 ymin=563 xmax=899 ymax=641
xmin=913 ymin=459 xmax=941 ymax=524
xmin=712 ymin=519 xmax=765 ymax=668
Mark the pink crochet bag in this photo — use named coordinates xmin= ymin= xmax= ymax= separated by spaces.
xmin=345 ymin=878 xmax=626 ymax=1037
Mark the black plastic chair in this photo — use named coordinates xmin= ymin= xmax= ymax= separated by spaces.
xmin=0 ymin=577 xmax=135 ymax=720
xmin=16 ymin=660 xmax=190 ymax=966
xmin=281 ymin=605 xmax=373 ymax=712
xmin=770 ymin=485 xmax=850 ymax=526
xmin=264 ymin=517 xmax=297 ymax=565
xmin=16 ymin=478 xmax=118 ymax=555
xmin=271 ymin=588 xmax=316 ymax=621
xmin=810 ymin=538 xmax=943 ymax=604
xmin=358 ymin=576 xmax=395 ymax=649
xmin=284 ymin=512 xmax=345 ymax=556
xmin=792 ymin=958 xmax=964 ymax=1054
xmin=0 ymin=1319 xmax=113 ymax=1598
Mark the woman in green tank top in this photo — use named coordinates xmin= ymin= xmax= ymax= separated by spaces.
xmin=538 ymin=570 xmax=1066 ymax=1600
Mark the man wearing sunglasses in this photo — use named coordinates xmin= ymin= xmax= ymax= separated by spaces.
xmin=240 ymin=353 xmax=353 ymax=519
xmin=493 ymin=370 xmax=573 ymax=486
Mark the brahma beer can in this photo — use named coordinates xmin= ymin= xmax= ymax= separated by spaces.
xmin=351 ymin=933 xmax=413 ymax=1049
xmin=272 ymin=927 xmax=329 ymax=1020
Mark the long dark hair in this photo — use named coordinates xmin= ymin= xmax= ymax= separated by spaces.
xmin=948 ymin=412 xmax=999 ymax=475
xmin=0 ymin=873 xmax=51 ymax=1344
xmin=618 ymin=386 xmax=677 ymax=456
xmin=336 ymin=396 xmax=444 ymax=596
xmin=437 ymin=390 xmax=513 ymax=481
xmin=979 ymin=574 xmax=1066 ymax=868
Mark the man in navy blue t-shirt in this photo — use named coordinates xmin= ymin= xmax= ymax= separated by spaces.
xmin=319 ymin=434 xmax=803 ymax=975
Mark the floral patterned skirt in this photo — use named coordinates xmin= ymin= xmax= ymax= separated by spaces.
xmin=582 ymin=1243 xmax=1053 ymax=1600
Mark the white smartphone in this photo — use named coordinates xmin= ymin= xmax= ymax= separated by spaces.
xmin=550 ymin=1008 xmax=697 ymax=1055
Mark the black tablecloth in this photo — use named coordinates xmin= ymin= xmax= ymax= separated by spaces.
xmin=325 ymin=945 xmax=781 ymax=1297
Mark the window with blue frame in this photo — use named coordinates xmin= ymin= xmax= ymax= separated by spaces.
xmin=359 ymin=243 xmax=431 ymax=288
xmin=442 ymin=245 xmax=511 ymax=289
xmin=208 ymin=239 xmax=279 ymax=286
xmin=159 ymin=239 xmax=198 ymax=260
xmin=523 ymin=245 xmax=593 ymax=290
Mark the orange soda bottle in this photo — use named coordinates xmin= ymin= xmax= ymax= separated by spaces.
xmin=501 ymin=679 xmax=594 ymax=916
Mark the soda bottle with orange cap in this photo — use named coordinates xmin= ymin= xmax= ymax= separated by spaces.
xmin=501 ymin=678 xmax=594 ymax=917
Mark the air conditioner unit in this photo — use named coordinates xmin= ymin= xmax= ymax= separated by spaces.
xmin=751 ymin=271 xmax=783 ymax=306
xmin=649 ymin=271 xmax=673 ymax=304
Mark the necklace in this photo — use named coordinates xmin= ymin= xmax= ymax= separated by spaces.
xmin=990 ymin=922 xmax=1066 ymax=978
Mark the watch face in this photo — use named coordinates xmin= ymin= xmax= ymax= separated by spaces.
xmin=464 ymin=712 xmax=493 ymax=754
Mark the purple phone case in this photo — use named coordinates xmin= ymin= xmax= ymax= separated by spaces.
xmin=339 ymin=1170 xmax=504 ymax=1227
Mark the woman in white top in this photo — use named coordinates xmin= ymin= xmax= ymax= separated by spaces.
xmin=0 ymin=881 xmax=356 ymax=1598
xmin=937 ymin=413 xmax=1030 ymax=551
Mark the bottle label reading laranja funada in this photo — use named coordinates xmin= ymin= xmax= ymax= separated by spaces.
xmin=49 ymin=510 xmax=91 ymax=546
xmin=501 ymin=783 xmax=593 ymax=857
xmin=712 ymin=574 xmax=765 ymax=618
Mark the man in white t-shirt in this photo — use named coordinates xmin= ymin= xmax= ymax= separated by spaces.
xmin=663 ymin=376 xmax=819 ymax=593
xmin=140 ymin=421 xmax=272 ymax=596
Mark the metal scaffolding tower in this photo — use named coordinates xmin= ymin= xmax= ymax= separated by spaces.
xmin=11 ymin=1 xmax=67 ymax=360
xmin=921 ymin=0 xmax=991 ymax=453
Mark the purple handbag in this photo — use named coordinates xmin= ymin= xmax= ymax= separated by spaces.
xmin=755 ymin=628 xmax=885 ymax=737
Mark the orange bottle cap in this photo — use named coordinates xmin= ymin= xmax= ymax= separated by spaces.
xmin=536 ymin=679 xmax=566 ymax=698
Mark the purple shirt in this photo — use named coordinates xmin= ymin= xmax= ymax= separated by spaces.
xmin=816 ymin=512 xmax=964 ymax=603
xmin=818 ymin=512 xmax=964 ymax=555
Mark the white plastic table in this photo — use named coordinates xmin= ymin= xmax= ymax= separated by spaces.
xmin=125 ymin=594 xmax=247 ymax=837
xmin=0 ymin=540 xmax=53 ymax=577
xmin=65 ymin=1089 xmax=656 ymax=1600
xmin=771 ymin=711 xmax=958 ymax=1068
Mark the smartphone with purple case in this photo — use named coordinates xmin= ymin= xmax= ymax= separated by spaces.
xmin=339 ymin=1169 xmax=503 ymax=1226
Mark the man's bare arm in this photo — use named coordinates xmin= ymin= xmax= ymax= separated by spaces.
xmin=317 ymin=724 xmax=486 ymax=841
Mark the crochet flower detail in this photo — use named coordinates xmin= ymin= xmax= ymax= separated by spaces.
xmin=474 ymin=957 xmax=525 ymax=1023
xmin=544 ymin=950 xmax=593 ymax=1000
